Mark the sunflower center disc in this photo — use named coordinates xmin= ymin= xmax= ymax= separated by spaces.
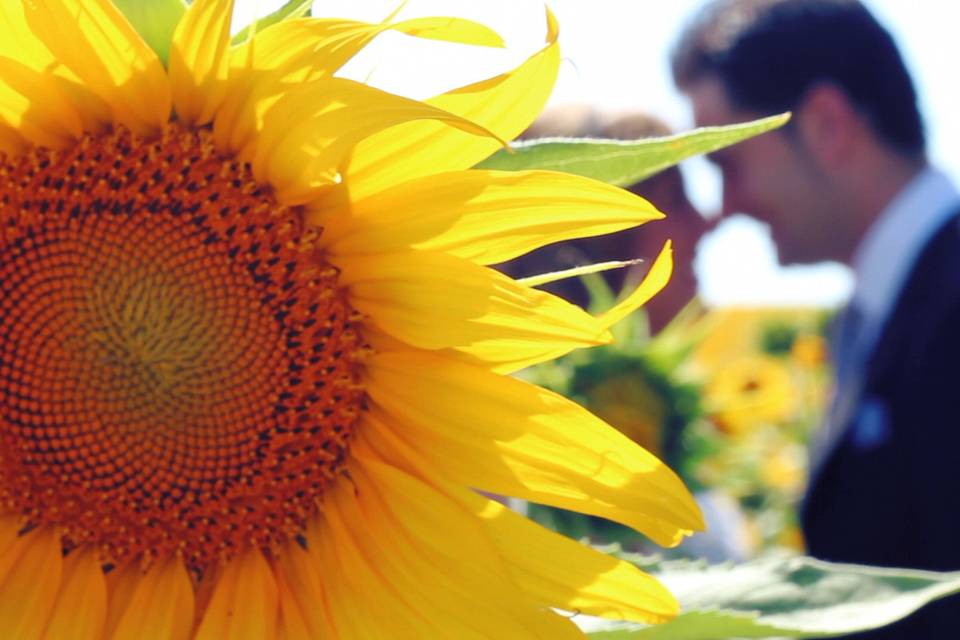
xmin=0 ymin=125 xmax=366 ymax=575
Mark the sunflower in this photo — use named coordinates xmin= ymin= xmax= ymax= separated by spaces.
xmin=0 ymin=1 xmax=703 ymax=637
xmin=703 ymin=354 xmax=797 ymax=435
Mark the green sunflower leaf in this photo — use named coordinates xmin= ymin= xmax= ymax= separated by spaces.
xmin=585 ymin=554 xmax=960 ymax=638
xmin=115 ymin=0 xmax=186 ymax=66
xmin=231 ymin=0 xmax=313 ymax=44
xmin=476 ymin=114 xmax=789 ymax=186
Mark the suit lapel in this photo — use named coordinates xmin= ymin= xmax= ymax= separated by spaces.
xmin=808 ymin=211 xmax=960 ymax=485
xmin=866 ymin=212 xmax=960 ymax=391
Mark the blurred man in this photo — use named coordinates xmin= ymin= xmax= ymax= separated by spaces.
xmin=673 ymin=1 xmax=960 ymax=636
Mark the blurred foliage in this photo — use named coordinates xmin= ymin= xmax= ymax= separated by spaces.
xmin=759 ymin=321 xmax=799 ymax=356
xmin=585 ymin=553 xmax=960 ymax=638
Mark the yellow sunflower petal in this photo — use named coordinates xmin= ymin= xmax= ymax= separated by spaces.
xmin=317 ymin=169 xmax=663 ymax=265
xmin=307 ymin=510 xmax=432 ymax=637
xmin=0 ymin=3 xmax=55 ymax=68
xmin=274 ymin=570 xmax=311 ymax=640
xmin=0 ymin=57 xmax=82 ymax=149
xmin=0 ymin=515 xmax=19 ymax=552
xmin=22 ymin=0 xmax=170 ymax=134
xmin=0 ymin=526 xmax=62 ymax=638
xmin=109 ymin=556 xmax=194 ymax=640
xmin=486 ymin=242 xmax=674 ymax=373
xmin=42 ymin=546 xmax=107 ymax=640
xmin=195 ymin=547 xmax=280 ymax=639
xmin=518 ymin=259 xmax=642 ymax=288
xmin=169 ymin=0 xmax=234 ymax=125
xmin=14 ymin=0 xmax=145 ymax=137
xmin=215 ymin=16 xmax=500 ymax=158
xmin=475 ymin=494 xmax=678 ymax=623
xmin=274 ymin=541 xmax=336 ymax=640
xmin=317 ymin=453 xmax=584 ymax=639
xmin=599 ymin=242 xmax=674 ymax=328
xmin=102 ymin=563 xmax=140 ymax=639
xmin=339 ymin=7 xmax=560 ymax=201
xmin=235 ymin=14 xmax=502 ymax=84
xmin=0 ymin=0 xmax=82 ymax=141
xmin=214 ymin=19 xmax=372 ymax=154
xmin=393 ymin=16 xmax=505 ymax=47
xmin=230 ymin=14 xmax=502 ymax=90
xmin=357 ymin=426 xmax=678 ymax=624
xmin=243 ymin=77 xmax=501 ymax=205
xmin=0 ymin=123 xmax=25 ymax=155
xmin=233 ymin=18 xmax=375 ymax=80
xmin=364 ymin=351 xmax=704 ymax=546
xmin=335 ymin=247 xmax=609 ymax=353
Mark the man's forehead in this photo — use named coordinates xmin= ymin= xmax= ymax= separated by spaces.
xmin=682 ymin=78 xmax=735 ymax=166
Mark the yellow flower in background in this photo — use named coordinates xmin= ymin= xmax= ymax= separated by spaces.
xmin=776 ymin=523 xmax=807 ymax=553
xmin=689 ymin=307 xmax=824 ymax=374
xmin=0 ymin=1 xmax=703 ymax=637
xmin=758 ymin=442 xmax=807 ymax=496
xmin=703 ymin=354 xmax=796 ymax=435
xmin=791 ymin=333 xmax=828 ymax=369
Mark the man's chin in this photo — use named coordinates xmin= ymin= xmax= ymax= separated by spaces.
xmin=768 ymin=230 xmax=821 ymax=265
xmin=775 ymin=242 xmax=824 ymax=266
xmin=776 ymin=248 xmax=833 ymax=266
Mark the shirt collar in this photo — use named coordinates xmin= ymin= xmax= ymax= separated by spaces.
xmin=850 ymin=166 xmax=960 ymax=327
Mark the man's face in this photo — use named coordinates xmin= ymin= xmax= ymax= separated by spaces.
xmin=685 ymin=76 xmax=833 ymax=264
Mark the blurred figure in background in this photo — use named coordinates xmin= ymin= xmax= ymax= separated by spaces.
xmin=502 ymin=106 xmax=711 ymax=334
xmin=673 ymin=0 xmax=960 ymax=636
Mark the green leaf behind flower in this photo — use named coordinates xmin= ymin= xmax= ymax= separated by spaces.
xmin=115 ymin=0 xmax=186 ymax=66
xmin=477 ymin=114 xmax=790 ymax=187
xmin=587 ymin=554 xmax=960 ymax=638
xmin=588 ymin=611 xmax=793 ymax=639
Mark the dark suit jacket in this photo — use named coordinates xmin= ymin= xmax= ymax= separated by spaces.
xmin=802 ymin=211 xmax=960 ymax=638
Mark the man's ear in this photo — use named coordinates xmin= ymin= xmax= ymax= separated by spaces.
xmin=794 ymin=82 xmax=861 ymax=168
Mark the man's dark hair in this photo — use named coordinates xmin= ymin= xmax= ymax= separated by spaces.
xmin=671 ymin=0 xmax=925 ymax=155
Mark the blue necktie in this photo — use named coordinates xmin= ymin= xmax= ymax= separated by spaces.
xmin=810 ymin=302 xmax=865 ymax=473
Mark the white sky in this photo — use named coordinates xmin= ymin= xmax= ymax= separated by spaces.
xmin=236 ymin=0 xmax=960 ymax=307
